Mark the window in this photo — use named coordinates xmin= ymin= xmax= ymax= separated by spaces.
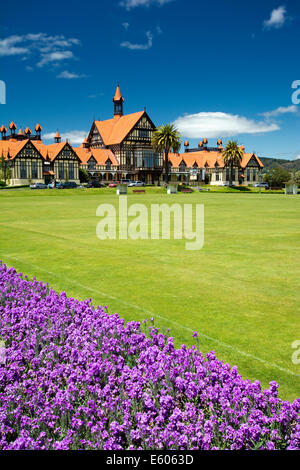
xmin=139 ymin=129 xmax=148 ymax=139
xmin=31 ymin=161 xmax=38 ymax=179
xmin=247 ymin=169 xmax=251 ymax=181
xmin=20 ymin=161 xmax=27 ymax=179
xmin=253 ymin=169 xmax=256 ymax=181
xmin=215 ymin=169 xmax=219 ymax=181
xmin=126 ymin=150 xmax=131 ymax=165
xmin=88 ymin=158 xmax=96 ymax=170
xmin=69 ymin=163 xmax=74 ymax=180
xmin=106 ymin=159 xmax=112 ymax=170
xmin=179 ymin=161 xmax=186 ymax=172
xmin=134 ymin=150 xmax=158 ymax=168
xmin=58 ymin=162 xmax=64 ymax=179
xmin=226 ymin=168 xmax=230 ymax=181
xmin=25 ymin=148 xmax=33 ymax=156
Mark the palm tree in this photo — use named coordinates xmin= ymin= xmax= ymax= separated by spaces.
xmin=152 ymin=124 xmax=181 ymax=184
xmin=222 ymin=140 xmax=244 ymax=186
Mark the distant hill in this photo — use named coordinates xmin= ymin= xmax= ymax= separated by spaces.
xmin=260 ymin=157 xmax=300 ymax=172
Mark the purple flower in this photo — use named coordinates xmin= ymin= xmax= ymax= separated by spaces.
xmin=0 ymin=261 xmax=298 ymax=451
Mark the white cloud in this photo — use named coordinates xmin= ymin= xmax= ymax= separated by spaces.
xmin=122 ymin=22 xmax=130 ymax=30
xmin=263 ymin=6 xmax=287 ymax=29
xmin=37 ymin=51 xmax=74 ymax=67
xmin=0 ymin=33 xmax=81 ymax=71
xmin=121 ymin=31 xmax=153 ymax=50
xmin=120 ymin=0 xmax=174 ymax=10
xmin=173 ymin=112 xmax=280 ymax=138
xmin=261 ymin=105 xmax=298 ymax=118
xmin=0 ymin=35 xmax=29 ymax=56
xmin=57 ymin=70 xmax=87 ymax=79
xmin=43 ymin=130 xmax=87 ymax=145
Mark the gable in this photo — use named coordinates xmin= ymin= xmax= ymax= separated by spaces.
xmin=246 ymin=155 xmax=259 ymax=167
xmin=88 ymin=123 xmax=105 ymax=147
xmin=12 ymin=140 xmax=44 ymax=161
xmin=55 ymin=143 xmax=80 ymax=161
xmin=125 ymin=113 xmax=155 ymax=142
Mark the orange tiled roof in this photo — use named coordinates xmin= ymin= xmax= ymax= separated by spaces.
xmin=0 ymin=139 xmax=31 ymax=160
xmin=168 ymin=150 xmax=263 ymax=169
xmin=75 ymin=147 xmax=119 ymax=165
xmin=0 ymin=138 xmax=80 ymax=162
xmin=94 ymin=110 xmax=144 ymax=146
xmin=41 ymin=142 xmax=69 ymax=161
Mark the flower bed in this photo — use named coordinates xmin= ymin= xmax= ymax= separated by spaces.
xmin=0 ymin=262 xmax=299 ymax=450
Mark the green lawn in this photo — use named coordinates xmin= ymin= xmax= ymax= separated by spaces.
xmin=0 ymin=188 xmax=299 ymax=401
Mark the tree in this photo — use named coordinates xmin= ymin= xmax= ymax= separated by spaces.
xmin=79 ymin=168 xmax=90 ymax=183
xmin=288 ymin=169 xmax=300 ymax=185
xmin=222 ymin=141 xmax=244 ymax=186
xmin=263 ymin=167 xmax=291 ymax=188
xmin=0 ymin=153 xmax=11 ymax=186
xmin=152 ymin=124 xmax=181 ymax=184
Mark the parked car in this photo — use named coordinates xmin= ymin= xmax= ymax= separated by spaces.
xmin=30 ymin=183 xmax=47 ymax=190
xmin=57 ymin=182 xmax=78 ymax=189
xmin=254 ymin=182 xmax=269 ymax=189
xmin=86 ymin=181 xmax=105 ymax=188
xmin=219 ymin=182 xmax=229 ymax=187
xmin=108 ymin=183 xmax=117 ymax=188
xmin=120 ymin=179 xmax=132 ymax=185
xmin=128 ymin=181 xmax=145 ymax=187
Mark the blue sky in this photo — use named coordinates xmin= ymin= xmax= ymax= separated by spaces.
xmin=0 ymin=0 xmax=300 ymax=159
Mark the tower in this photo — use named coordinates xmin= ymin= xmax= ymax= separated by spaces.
xmin=113 ymin=83 xmax=124 ymax=117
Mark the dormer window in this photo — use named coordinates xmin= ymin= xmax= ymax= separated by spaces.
xmin=179 ymin=160 xmax=186 ymax=172
xmin=88 ymin=157 xmax=96 ymax=170
xmin=106 ymin=159 xmax=112 ymax=170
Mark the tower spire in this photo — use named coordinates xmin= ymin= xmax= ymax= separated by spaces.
xmin=113 ymin=83 xmax=124 ymax=117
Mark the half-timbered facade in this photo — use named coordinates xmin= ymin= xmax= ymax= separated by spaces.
xmin=80 ymin=84 xmax=163 ymax=184
xmin=0 ymin=124 xmax=81 ymax=186
xmin=167 ymin=140 xmax=264 ymax=185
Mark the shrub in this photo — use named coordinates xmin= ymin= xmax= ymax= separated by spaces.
xmin=0 ymin=262 xmax=299 ymax=450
